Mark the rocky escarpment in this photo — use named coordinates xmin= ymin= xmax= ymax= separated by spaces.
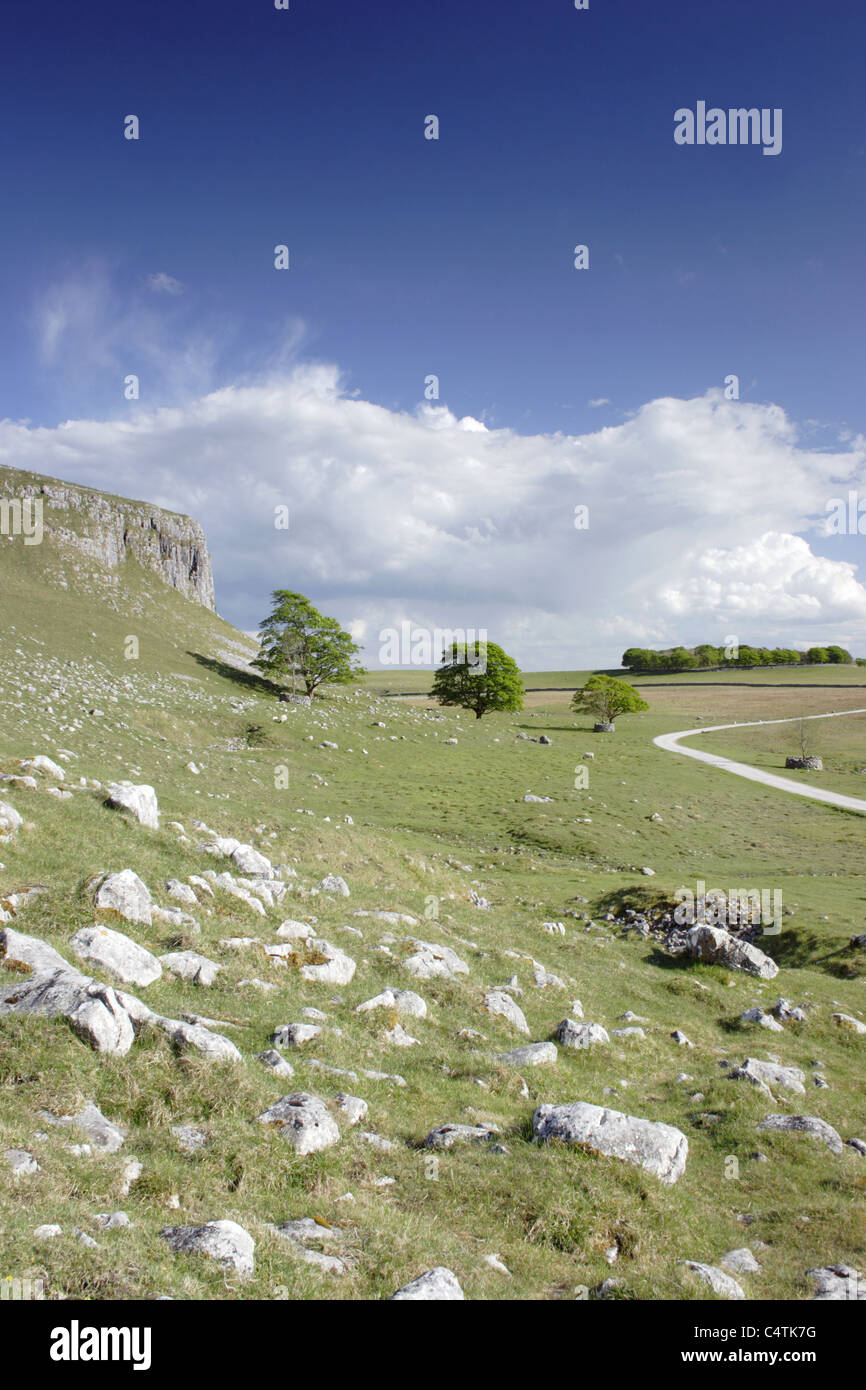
xmin=0 ymin=466 xmax=215 ymax=610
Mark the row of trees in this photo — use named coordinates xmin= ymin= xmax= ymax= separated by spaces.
xmin=621 ymin=643 xmax=853 ymax=672
xmin=253 ymin=590 xmax=649 ymax=724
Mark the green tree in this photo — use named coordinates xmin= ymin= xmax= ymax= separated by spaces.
xmin=826 ymin=645 xmax=852 ymax=664
xmin=253 ymin=590 xmax=365 ymax=698
xmin=570 ymin=674 xmax=649 ymax=728
xmin=807 ymin=647 xmax=830 ymax=664
xmin=621 ymin=647 xmax=650 ymax=670
xmin=694 ymin=644 xmax=721 ymax=668
xmin=431 ymin=640 xmax=524 ymax=719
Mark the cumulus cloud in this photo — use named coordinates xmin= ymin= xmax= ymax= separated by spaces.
xmin=1 ymin=369 xmax=865 ymax=666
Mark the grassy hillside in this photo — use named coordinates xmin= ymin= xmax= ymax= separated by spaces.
xmin=1 ymin=536 xmax=865 ymax=1302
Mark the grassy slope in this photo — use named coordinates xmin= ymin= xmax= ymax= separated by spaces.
xmin=1 ymin=543 xmax=865 ymax=1302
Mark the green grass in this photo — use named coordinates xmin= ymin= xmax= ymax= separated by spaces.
xmin=1 ymin=531 xmax=865 ymax=1302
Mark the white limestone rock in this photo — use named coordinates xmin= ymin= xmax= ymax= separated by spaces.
xmin=71 ymin=926 xmax=162 ymax=988
xmin=105 ymin=782 xmax=159 ymax=831
xmin=533 ymin=1100 xmax=688 ymax=1185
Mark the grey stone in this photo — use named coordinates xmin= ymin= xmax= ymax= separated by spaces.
xmin=0 ymin=967 xmax=136 ymax=1055
xmin=729 ymin=1058 xmax=806 ymax=1097
xmin=721 ymin=1248 xmax=761 ymax=1275
xmin=257 ymin=1093 xmax=340 ymax=1154
xmin=318 ymin=875 xmax=350 ymax=897
xmin=355 ymin=988 xmax=428 ymax=1019
xmin=171 ymin=1125 xmax=209 ymax=1154
xmin=807 ymin=1265 xmax=865 ymax=1300
xmin=160 ymin=1220 xmax=254 ymax=1276
xmin=157 ymin=1017 xmax=243 ymax=1063
xmin=5 ymin=1148 xmax=39 ymax=1176
xmin=688 ymin=925 xmax=779 ymax=979
xmin=159 ymin=950 xmax=220 ymax=986
xmin=272 ymin=1022 xmax=321 ymax=1048
xmin=496 ymin=1041 xmax=557 ymax=1068
xmin=335 ymin=1093 xmax=368 ymax=1125
xmin=257 ymin=1049 xmax=295 ymax=1078
xmin=423 ymin=1122 xmax=500 ymax=1149
xmin=680 ymin=1261 xmax=745 ymax=1299
xmin=105 ymin=782 xmax=159 ymax=831
xmin=300 ymin=940 xmax=356 ymax=986
xmin=555 ymin=1019 xmax=609 ymax=1049
xmin=389 ymin=1267 xmax=465 ymax=1301
xmin=92 ymin=870 xmax=153 ymax=927
xmin=533 ymin=1100 xmax=688 ymax=1184
xmin=402 ymin=939 xmax=469 ymax=981
xmin=757 ymin=1114 xmax=843 ymax=1154
xmin=71 ymin=925 xmax=162 ymax=988
xmin=46 ymin=1101 xmax=125 ymax=1153
xmin=484 ymin=990 xmax=529 ymax=1035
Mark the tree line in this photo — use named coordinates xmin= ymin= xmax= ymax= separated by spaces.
xmin=621 ymin=643 xmax=856 ymax=672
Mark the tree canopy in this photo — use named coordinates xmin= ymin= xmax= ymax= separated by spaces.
xmin=431 ymin=640 xmax=524 ymax=719
xmin=252 ymin=590 xmax=365 ymax=697
xmin=621 ymin=643 xmax=852 ymax=672
xmin=571 ymin=674 xmax=649 ymax=725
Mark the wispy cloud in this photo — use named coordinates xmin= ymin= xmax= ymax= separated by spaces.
xmin=147 ymin=271 xmax=184 ymax=296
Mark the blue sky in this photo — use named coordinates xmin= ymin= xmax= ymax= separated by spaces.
xmin=1 ymin=0 xmax=865 ymax=665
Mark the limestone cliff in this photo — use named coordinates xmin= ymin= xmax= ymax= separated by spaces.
xmin=0 ymin=465 xmax=216 ymax=611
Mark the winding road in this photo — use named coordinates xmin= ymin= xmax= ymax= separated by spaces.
xmin=653 ymin=709 xmax=866 ymax=815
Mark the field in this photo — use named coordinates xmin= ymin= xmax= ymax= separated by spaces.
xmin=1 ymin=546 xmax=865 ymax=1302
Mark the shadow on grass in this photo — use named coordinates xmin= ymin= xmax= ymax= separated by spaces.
xmin=188 ymin=651 xmax=277 ymax=697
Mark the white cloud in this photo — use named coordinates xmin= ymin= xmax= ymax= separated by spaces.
xmin=588 ymin=397 xmax=611 ymax=408
xmin=147 ymin=271 xmax=184 ymax=296
xmin=2 ymin=372 xmax=865 ymax=666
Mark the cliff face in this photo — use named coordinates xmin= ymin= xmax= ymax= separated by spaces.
xmin=0 ymin=466 xmax=216 ymax=611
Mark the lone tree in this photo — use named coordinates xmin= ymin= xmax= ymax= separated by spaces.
xmin=253 ymin=590 xmax=365 ymax=698
xmin=431 ymin=640 xmax=524 ymax=719
xmin=571 ymin=674 xmax=648 ymax=730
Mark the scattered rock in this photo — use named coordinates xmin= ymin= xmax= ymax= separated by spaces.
xmin=335 ymin=1094 xmax=368 ymax=1125
xmin=423 ymin=1122 xmax=500 ymax=1149
xmin=160 ymin=1220 xmax=254 ymax=1277
xmin=402 ymin=939 xmax=469 ymax=981
xmin=318 ymin=875 xmax=350 ymax=897
xmin=555 ymin=1019 xmax=609 ymax=1049
xmin=484 ymin=989 xmax=529 ymax=1035
xmin=757 ymin=1114 xmax=843 ymax=1154
xmin=92 ymin=870 xmax=153 ymax=927
xmin=832 ymin=1012 xmax=866 ymax=1035
xmin=807 ymin=1265 xmax=865 ymax=1300
xmin=533 ymin=1100 xmax=688 ymax=1184
xmin=389 ymin=1267 xmax=465 ymax=1301
xmin=729 ymin=1058 xmax=805 ymax=1097
xmin=687 ymin=925 xmax=779 ymax=979
xmin=71 ymin=926 xmax=162 ymax=988
xmin=257 ymin=1093 xmax=340 ymax=1154
xmin=721 ymin=1248 xmax=761 ymax=1275
xmin=680 ymin=1261 xmax=745 ymax=1299
xmin=257 ymin=1049 xmax=295 ymax=1078
xmin=5 ymin=1148 xmax=39 ymax=1177
xmin=105 ymin=782 xmax=159 ymax=831
xmin=496 ymin=1041 xmax=557 ymax=1068
xmin=159 ymin=951 xmax=220 ymax=986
